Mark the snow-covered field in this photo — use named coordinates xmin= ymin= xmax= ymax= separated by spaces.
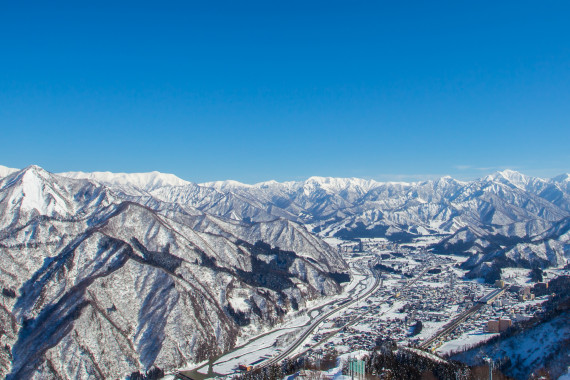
xmin=501 ymin=268 xmax=533 ymax=285
xmin=438 ymin=332 xmax=499 ymax=355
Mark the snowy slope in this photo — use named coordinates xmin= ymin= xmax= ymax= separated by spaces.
xmin=60 ymin=170 xmax=191 ymax=191
xmin=60 ymin=169 xmax=570 ymax=246
xmin=0 ymin=165 xmax=18 ymax=178
xmin=0 ymin=166 xmax=348 ymax=379
xmin=3 ymin=164 xmax=570 ymax=377
xmin=451 ymin=312 xmax=570 ymax=379
xmin=59 ymin=167 xmax=570 ymax=276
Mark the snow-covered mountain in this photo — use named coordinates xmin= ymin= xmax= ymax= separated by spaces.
xmin=60 ymin=170 xmax=191 ymax=192
xmin=0 ymin=165 xmax=18 ymax=179
xmin=59 ymin=168 xmax=570 ymax=277
xmin=3 ymin=164 xmax=570 ymax=377
xmin=0 ymin=166 xmax=347 ymax=378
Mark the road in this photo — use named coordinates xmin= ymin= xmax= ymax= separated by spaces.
xmin=419 ymin=284 xmax=510 ymax=350
xmin=307 ymin=265 xmax=434 ymax=350
xmin=257 ymin=264 xmax=434 ymax=370
xmin=256 ymin=263 xmax=382 ymax=370
xmin=176 ymin=261 xmax=377 ymax=379
xmin=176 ymin=261 xmax=433 ymax=378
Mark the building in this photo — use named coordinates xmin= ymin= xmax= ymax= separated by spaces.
xmin=518 ymin=293 xmax=535 ymax=301
xmin=509 ymin=285 xmax=530 ymax=294
xmin=499 ymin=318 xmax=512 ymax=331
xmin=495 ymin=280 xmax=505 ymax=288
xmin=487 ymin=320 xmax=500 ymax=333
xmin=487 ymin=318 xmax=512 ymax=333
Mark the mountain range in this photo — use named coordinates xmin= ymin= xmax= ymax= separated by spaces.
xmin=62 ymin=167 xmax=570 ymax=279
xmin=0 ymin=166 xmax=347 ymax=378
xmin=0 ymin=164 xmax=569 ymax=378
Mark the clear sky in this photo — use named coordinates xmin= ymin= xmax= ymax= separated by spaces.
xmin=1 ymin=1 xmax=569 ymax=183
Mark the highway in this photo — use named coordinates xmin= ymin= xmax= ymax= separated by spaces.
xmin=256 ymin=263 xmax=382 ymax=370
xmin=176 ymin=261 xmax=380 ymax=379
xmin=309 ymin=265 xmax=434 ymax=350
xmin=257 ymin=264 xmax=434 ymax=370
xmin=176 ymin=261 xmax=434 ymax=378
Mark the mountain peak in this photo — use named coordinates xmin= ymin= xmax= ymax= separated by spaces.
xmin=499 ymin=168 xmax=523 ymax=176
xmin=551 ymin=173 xmax=570 ymax=183
xmin=304 ymin=176 xmax=380 ymax=192
xmin=200 ymin=179 xmax=250 ymax=190
xmin=0 ymin=165 xmax=19 ymax=178
xmin=0 ymin=165 xmax=72 ymax=222
xmin=485 ymin=169 xmax=529 ymax=186
xmin=59 ymin=170 xmax=191 ymax=191
xmin=8 ymin=165 xmax=53 ymax=184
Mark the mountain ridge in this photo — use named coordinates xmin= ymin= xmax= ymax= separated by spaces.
xmin=54 ymin=166 xmax=570 ymax=280
xmin=0 ymin=165 xmax=348 ymax=378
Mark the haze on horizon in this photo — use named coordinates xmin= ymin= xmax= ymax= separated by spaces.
xmin=1 ymin=1 xmax=569 ymax=183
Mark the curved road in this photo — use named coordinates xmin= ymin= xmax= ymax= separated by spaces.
xmin=258 ymin=264 xmax=433 ymax=370
xmin=177 ymin=261 xmax=377 ymax=379
xmin=256 ymin=264 xmax=382 ymax=370
xmin=177 ymin=263 xmax=432 ymax=378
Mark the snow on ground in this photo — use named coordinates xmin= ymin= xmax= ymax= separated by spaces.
xmin=377 ymin=300 xmax=407 ymax=320
xmin=415 ymin=320 xmax=446 ymax=341
xmin=285 ymin=357 xmax=351 ymax=380
xmin=435 ymin=254 xmax=469 ymax=264
xmin=175 ymin=359 xmax=209 ymax=372
xmin=322 ymin=237 xmax=346 ymax=247
xmin=452 ymin=312 xmax=570 ymax=379
xmin=544 ymin=267 xmax=570 ymax=280
xmin=337 ymin=350 xmax=369 ymax=362
xmin=437 ymin=331 xmax=499 ymax=356
xmin=228 ymin=294 xmax=250 ymax=312
xmin=351 ymin=323 xmax=373 ymax=333
xmin=404 ymin=235 xmax=444 ymax=247
xmin=341 ymin=274 xmax=365 ymax=294
xmin=214 ymin=328 xmax=295 ymax=374
xmin=197 ymin=367 xmax=208 ymax=375
xmin=281 ymin=315 xmax=310 ymax=329
xmin=422 ymin=281 xmax=447 ymax=288
xmin=501 ymin=268 xmax=532 ymax=285
xmin=405 ymin=347 xmax=447 ymax=364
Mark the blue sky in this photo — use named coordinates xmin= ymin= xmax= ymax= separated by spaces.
xmin=1 ymin=1 xmax=569 ymax=183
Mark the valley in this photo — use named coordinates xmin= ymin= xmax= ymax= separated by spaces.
xmin=178 ymin=236 xmax=569 ymax=379
xmin=0 ymin=165 xmax=569 ymax=379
